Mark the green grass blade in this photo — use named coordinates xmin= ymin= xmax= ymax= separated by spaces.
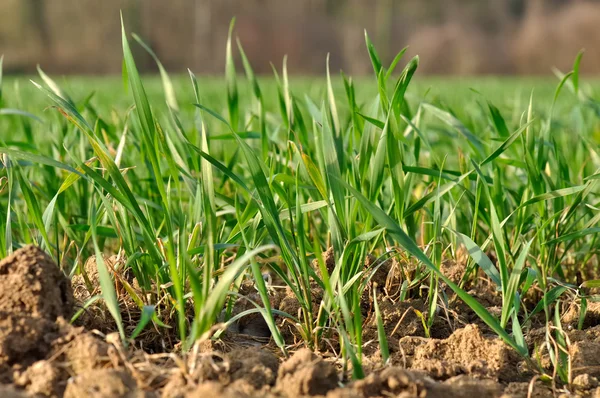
xmin=90 ymin=199 xmax=126 ymax=342
xmin=226 ymin=18 xmax=239 ymax=130
xmin=481 ymin=121 xmax=532 ymax=166
xmin=336 ymin=176 xmax=525 ymax=356
xmin=449 ymin=229 xmax=501 ymax=287
xmin=130 ymin=305 xmax=155 ymax=341
xmin=364 ymin=31 xmax=382 ymax=76
xmin=373 ymin=285 xmax=389 ymax=364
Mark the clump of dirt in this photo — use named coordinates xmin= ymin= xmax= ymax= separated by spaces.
xmin=360 ymin=255 xmax=403 ymax=318
xmin=229 ymin=347 xmax=280 ymax=389
xmin=362 ymin=298 xmax=426 ymax=356
xmin=0 ymin=246 xmax=78 ymax=384
xmin=14 ymin=360 xmax=64 ymax=397
xmin=0 ymin=246 xmax=125 ymax=397
xmin=71 ymin=253 xmax=132 ymax=295
xmin=275 ymin=348 xmax=339 ymax=396
xmin=563 ymin=300 xmax=600 ymax=330
xmin=277 ymin=282 xmax=324 ymax=344
xmin=410 ymin=324 xmax=522 ymax=382
xmin=0 ymin=384 xmax=27 ymax=398
xmin=162 ymin=347 xmax=281 ymax=397
xmin=440 ymin=259 xmax=466 ymax=286
xmin=314 ymin=247 xmax=336 ymax=277
xmin=502 ymin=381 xmax=554 ymax=398
xmin=329 ymin=368 xmax=502 ymax=398
xmin=0 ymin=248 xmax=69 ymax=383
xmin=0 ymin=313 xmax=57 ymax=375
xmin=364 ymin=254 xmax=399 ymax=289
xmin=227 ymin=280 xmax=283 ymax=340
xmin=572 ymin=373 xmax=599 ymax=391
xmin=560 ymin=325 xmax=600 ymax=380
xmin=71 ymin=253 xmax=180 ymax=353
xmin=63 ymin=369 xmax=149 ymax=398
xmin=0 ymin=245 xmax=72 ymax=319
xmin=184 ymin=381 xmax=278 ymax=398
xmin=442 ymin=375 xmax=503 ymax=398
xmin=50 ymin=318 xmax=113 ymax=375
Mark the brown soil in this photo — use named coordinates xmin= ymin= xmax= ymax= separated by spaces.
xmin=3 ymin=245 xmax=600 ymax=397
xmin=410 ymin=324 xmax=522 ymax=382
xmin=64 ymin=369 xmax=151 ymax=398
xmin=0 ymin=246 xmax=72 ymax=319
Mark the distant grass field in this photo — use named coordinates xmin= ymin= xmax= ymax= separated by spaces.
xmin=4 ymin=74 xmax=599 ymax=115
xmin=1 ymin=20 xmax=599 ymax=385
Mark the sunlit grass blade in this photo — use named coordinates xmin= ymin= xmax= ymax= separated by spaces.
xmin=481 ymin=121 xmax=532 ymax=166
xmin=90 ymin=198 xmax=125 ymax=342
xmin=37 ymin=65 xmax=74 ymax=106
xmin=373 ymin=285 xmax=389 ymax=365
xmin=0 ymin=109 xmax=43 ymax=123
xmin=226 ymin=18 xmax=239 ymax=131
xmin=448 ymin=229 xmax=501 ymax=287
xmin=364 ymin=31 xmax=382 ymax=76
xmin=501 ymin=239 xmax=533 ymax=327
xmin=15 ymin=168 xmax=52 ymax=252
xmin=129 ymin=305 xmax=156 ymax=341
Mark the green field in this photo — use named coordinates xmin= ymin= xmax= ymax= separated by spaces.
xmin=1 ymin=24 xmax=599 ymax=387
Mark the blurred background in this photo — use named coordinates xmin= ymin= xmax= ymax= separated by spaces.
xmin=1 ymin=0 xmax=599 ymax=76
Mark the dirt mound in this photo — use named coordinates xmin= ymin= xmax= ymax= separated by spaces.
xmin=0 ymin=247 xmax=118 ymax=396
xmin=0 ymin=245 xmax=72 ymax=319
xmin=363 ymin=298 xmax=425 ymax=356
xmin=0 ymin=313 xmax=57 ymax=373
xmin=6 ymin=320 xmax=126 ymax=397
xmin=162 ymin=347 xmax=281 ymax=397
xmin=184 ymin=381 xmax=278 ymax=398
xmin=329 ymin=368 xmax=502 ymax=398
xmin=14 ymin=360 xmax=64 ymax=397
xmin=410 ymin=324 xmax=522 ymax=382
xmin=64 ymin=369 xmax=149 ymax=398
xmin=314 ymin=247 xmax=336 ymax=277
xmin=229 ymin=348 xmax=280 ymax=389
xmin=275 ymin=348 xmax=339 ymax=396
xmin=50 ymin=318 xmax=113 ymax=374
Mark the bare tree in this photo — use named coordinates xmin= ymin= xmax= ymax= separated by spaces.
xmin=193 ymin=0 xmax=213 ymax=71
xmin=28 ymin=0 xmax=51 ymax=53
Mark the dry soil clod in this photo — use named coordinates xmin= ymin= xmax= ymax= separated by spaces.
xmin=0 ymin=245 xmax=73 ymax=320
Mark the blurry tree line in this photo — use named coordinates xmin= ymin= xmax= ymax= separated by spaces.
xmin=1 ymin=0 xmax=599 ymax=75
